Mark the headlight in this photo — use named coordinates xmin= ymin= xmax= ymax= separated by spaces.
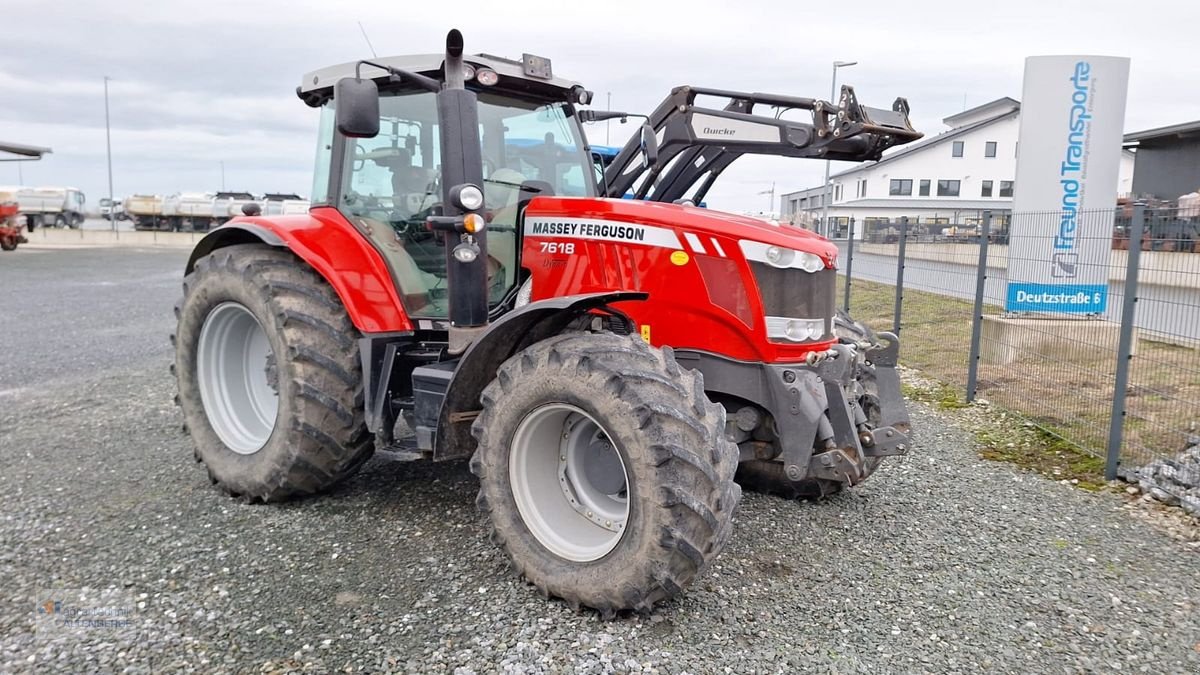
xmin=796 ymin=251 xmax=825 ymax=273
xmin=451 ymin=183 xmax=485 ymax=211
xmin=740 ymin=240 xmax=830 ymax=272
xmin=452 ymin=242 xmax=479 ymax=263
xmin=766 ymin=317 xmax=825 ymax=343
xmin=764 ymin=245 xmax=794 ymax=268
xmin=475 ymin=68 xmax=499 ymax=86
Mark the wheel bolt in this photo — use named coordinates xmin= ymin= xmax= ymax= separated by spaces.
xmin=782 ymin=370 xmax=796 ymax=383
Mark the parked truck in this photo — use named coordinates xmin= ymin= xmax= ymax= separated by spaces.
xmin=261 ymin=193 xmax=310 ymax=216
xmin=129 ymin=191 xmax=262 ymax=232
xmin=0 ymin=186 xmax=86 ymax=229
xmin=99 ymin=197 xmax=129 ymax=222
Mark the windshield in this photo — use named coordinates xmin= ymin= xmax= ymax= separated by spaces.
xmin=337 ymin=91 xmax=592 ymax=318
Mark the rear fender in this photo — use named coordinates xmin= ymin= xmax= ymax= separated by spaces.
xmin=185 ymin=207 xmax=411 ymax=333
xmin=433 ymin=291 xmax=648 ymax=460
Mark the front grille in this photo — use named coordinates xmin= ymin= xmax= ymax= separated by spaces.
xmin=748 ymin=263 xmax=835 ymax=339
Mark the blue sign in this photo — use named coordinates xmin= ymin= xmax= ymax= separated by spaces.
xmin=1005 ymin=282 xmax=1108 ymax=313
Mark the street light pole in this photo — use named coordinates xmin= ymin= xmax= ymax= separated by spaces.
xmin=821 ymin=60 xmax=856 ymax=238
xmin=104 ymin=76 xmax=115 ymax=232
xmin=605 ymin=92 xmax=612 ymax=145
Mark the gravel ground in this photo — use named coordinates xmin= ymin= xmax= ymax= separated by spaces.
xmin=1 ymin=248 xmax=1199 ymax=673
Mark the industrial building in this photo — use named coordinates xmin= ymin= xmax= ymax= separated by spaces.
xmin=1123 ymin=120 xmax=1200 ymax=201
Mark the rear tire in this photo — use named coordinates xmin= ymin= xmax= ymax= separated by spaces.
xmin=54 ymin=215 xmax=67 ymax=228
xmin=174 ymin=244 xmax=373 ymax=500
xmin=471 ymin=333 xmax=740 ymax=617
xmin=0 ymin=236 xmax=16 ymax=251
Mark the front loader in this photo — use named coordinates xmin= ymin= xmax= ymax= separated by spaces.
xmin=174 ymin=30 xmax=919 ymax=616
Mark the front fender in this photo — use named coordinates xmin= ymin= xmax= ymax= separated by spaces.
xmin=185 ymin=206 xmax=411 ymax=333
xmin=433 ymin=291 xmax=648 ymax=460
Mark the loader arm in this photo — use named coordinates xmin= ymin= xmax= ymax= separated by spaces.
xmin=602 ymin=85 xmax=922 ymax=204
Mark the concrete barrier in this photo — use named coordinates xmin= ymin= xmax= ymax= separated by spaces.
xmin=24 ymin=228 xmax=202 ymax=249
xmin=980 ymin=315 xmax=1133 ymax=365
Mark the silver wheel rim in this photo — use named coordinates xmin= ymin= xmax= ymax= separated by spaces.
xmin=196 ymin=302 xmax=279 ymax=454
xmin=509 ymin=404 xmax=629 ymax=562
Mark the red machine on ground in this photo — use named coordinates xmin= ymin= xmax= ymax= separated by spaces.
xmin=0 ymin=189 xmax=26 ymax=251
xmin=175 ymin=30 xmax=921 ymax=615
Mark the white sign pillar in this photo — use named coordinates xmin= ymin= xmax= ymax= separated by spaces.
xmin=1005 ymin=55 xmax=1130 ymax=314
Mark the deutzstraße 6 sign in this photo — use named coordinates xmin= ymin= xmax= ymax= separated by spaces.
xmin=1005 ymin=55 xmax=1130 ymax=314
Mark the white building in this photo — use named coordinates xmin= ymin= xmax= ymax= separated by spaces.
xmin=780 ymin=97 xmax=1135 ymax=238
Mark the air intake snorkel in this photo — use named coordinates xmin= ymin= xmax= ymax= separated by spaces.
xmin=427 ymin=29 xmax=490 ymax=354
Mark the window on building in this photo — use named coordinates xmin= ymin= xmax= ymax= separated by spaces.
xmin=835 ymin=184 xmax=842 ymax=201
xmin=860 ymin=179 xmax=867 ymax=197
xmin=854 ymin=181 xmax=860 ymax=199
xmin=937 ymin=179 xmax=961 ymax=197
xmin=999 ymin=180 xmax=1014 ymax=198
xmin=985 ymin=141 xmax=997 ymax=158
xmin=918 ymin=179 xmax=930 ymax=197
xmin=889 ymin=179 xmax=913 ymax=196
xmin=952 ymin=141 xmax=964 ymax=158
xmin=981 ymin=180 xmax=993 ymax=197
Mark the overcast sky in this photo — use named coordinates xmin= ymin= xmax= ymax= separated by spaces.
xmin=3 ymin=0 xmax=1197 ymax=214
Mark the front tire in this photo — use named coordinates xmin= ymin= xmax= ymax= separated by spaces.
xmin=471 ymin=333 xmax=740 ymax=616
xmin=174 ymin=244 xmax=373 ymax=500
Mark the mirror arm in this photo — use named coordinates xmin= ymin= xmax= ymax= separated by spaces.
xmin=355 ymin=60 xmax=441 ymax=93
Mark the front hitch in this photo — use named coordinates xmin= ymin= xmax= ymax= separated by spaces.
xmin=771 ymin=334 xmax=912 ymax=487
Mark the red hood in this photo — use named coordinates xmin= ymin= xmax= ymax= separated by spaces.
xmin=525 ymin=196 xmax=838 ymax=263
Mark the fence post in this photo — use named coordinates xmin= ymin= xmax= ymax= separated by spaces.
xmin=892 ymin=218 xmax=908 ymax=334
xmin=965 ymin=211 xmax=991 ymax=402
xmin=1105 ymin=203 xmax=1145 ymax=481
xmin=843 ymin=218 xmax=855 ymax=313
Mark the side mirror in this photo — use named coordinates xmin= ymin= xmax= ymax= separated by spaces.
xmin=335 ymin=78 xmax=380 ymax=138
xmin=639 ymin=122 xmax=658 ymax=170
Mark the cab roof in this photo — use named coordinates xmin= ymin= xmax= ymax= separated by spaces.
xmin=297 ymin=53 xmax=583 ymax=108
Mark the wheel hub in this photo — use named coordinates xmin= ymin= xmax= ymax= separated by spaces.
xmin=510 ymin=404 xmax=630 ymax=562
xmin=196 ymin=302 xmax=279 ymax=455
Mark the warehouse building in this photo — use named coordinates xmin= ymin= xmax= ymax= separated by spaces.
xmin=1123 ymin=120 xmax=1200 ymax=201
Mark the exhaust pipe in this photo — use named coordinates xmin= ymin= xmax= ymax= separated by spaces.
xmin=437 ymin=29 xmax=490 ymax=354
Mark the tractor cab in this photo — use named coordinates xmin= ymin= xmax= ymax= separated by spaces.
xmin=298 ymin=53 xmax=603 ymax=321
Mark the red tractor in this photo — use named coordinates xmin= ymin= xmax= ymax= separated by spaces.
xmin=175 ymin=30 xmax=920 ymax=615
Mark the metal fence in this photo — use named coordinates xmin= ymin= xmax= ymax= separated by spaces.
xmin=837 ymin=206 xmax=1200 ymax=511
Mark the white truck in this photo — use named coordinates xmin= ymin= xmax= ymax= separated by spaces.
xmin=99 ymin=197 xmax=128 ymax=222
xmin=0 ymin=186 xmax=86 ymax=229
xmin=128 ymin=191 xmax=261 ymax=231
xmin=261 ymin=193 xmax=311 ymax=216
